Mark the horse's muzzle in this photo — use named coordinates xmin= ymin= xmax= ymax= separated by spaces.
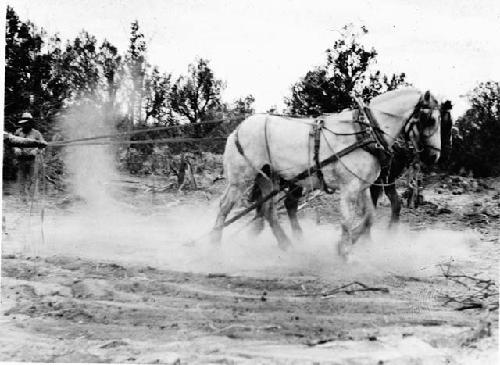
xmin=420 ymin=149 xmax=440 ymax=165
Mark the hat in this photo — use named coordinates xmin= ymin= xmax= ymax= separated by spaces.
xmin=19 ymin=112 xmax=34 ymax=124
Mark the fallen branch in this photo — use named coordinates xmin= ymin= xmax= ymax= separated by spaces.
xmin=297 ymin=281 xmax=389 ymax=298
xmin=306 ymin=337 xmax=339 ymax=347
xmin=45 ymin=175 xmax=65 ymax=191
xmin=439 ymin=264 xmax=498 ymax=311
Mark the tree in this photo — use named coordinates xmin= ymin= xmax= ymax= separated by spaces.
xmin=5 ymin=6 xmax=45 ymax=129
xmin=97 ymin=40 xmax=122 ymax=108
xmin=143 ymin=67 xmax=174 ymax=125
xmin=286 ymin=24 xmax=408 ymax=116
xmin=286 ymin=67 xmax=333 ymax=116
xmin=60 ymin=31 xmax=101 ymax=100
xmin=170 ymin=58 xmax=225 ymax=126
xmin=233 ymin=94 xmax=255 ymax=115
xmin=449 ymin=82 xmax=500 ymax=177
xmin=125 ymin=20 xmax=148 ymax=127
xmin=359 ymin=71 xmax=409 ymax=102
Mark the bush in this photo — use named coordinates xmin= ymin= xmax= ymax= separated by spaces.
xmin=449 ymin=82 xmax=500 ymax=177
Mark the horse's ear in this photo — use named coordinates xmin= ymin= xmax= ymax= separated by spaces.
xmin=423 ymin=90 xmax=431 ymax=103
xmin=442 ymin=100 xmax=453 ymax=111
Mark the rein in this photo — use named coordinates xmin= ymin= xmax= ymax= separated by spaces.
xmin=321 ymin=129 xmax=396 ymax=188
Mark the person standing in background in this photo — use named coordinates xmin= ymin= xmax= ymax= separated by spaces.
xmin=13 ymin=112 xmax=46 ymax=202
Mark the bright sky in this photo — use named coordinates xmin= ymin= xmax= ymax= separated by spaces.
xmin=6 ymin=0 xmax=500 ymax=117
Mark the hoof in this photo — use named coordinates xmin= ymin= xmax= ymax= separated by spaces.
xmin=338 ymin=250 xmax=351 ymax=263
xmin=250 ymin=219 xmax=265 ymax=236
xmin=291 ymin=227 xmax=304 ymax=242
xmin=337 ymin=242 xmax=351 ymax=260
xmin=357 ymin=232 xmax=373 ymax=246
xmin=278 ymin=239 xmax=292 ymax=251
xmin=209 ymin=229 xmax=222 ymax=245
xmin=388 ymin=220 xmax=400 ymax=230
xmin=277 ymin=234 xmax=293 ymax=250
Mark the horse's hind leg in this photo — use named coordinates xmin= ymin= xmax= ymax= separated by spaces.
xmin=370 ymin=184 xmax=382 ymax=208
xmin=284 ymin=185 xmax=303 ymax=239
xmin=211 ymin=183 xmax=244 ymax=244
xmin=256 ymin=174 xmax=292 ymax=250
xmin=249 ymin=182 xmax=265 ymax=236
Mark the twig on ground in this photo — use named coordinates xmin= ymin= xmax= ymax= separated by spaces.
xmin=306 ymin=337 xmax=338 ymax=347
xmin=439 ymin=265 xmax=498 ymax=311
xmin=297 ymin=281 xmax=389 ymax=298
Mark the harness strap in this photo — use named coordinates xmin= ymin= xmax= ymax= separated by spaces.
xmin=234 ymin=128 xmax=245 ymax=156
xmin=264 ymin=116 xmax=273 ymax=165
xmin=234 ymin=127 xmax=271 ymax=181
xmin=352 ymin=99 xmax=393 ymax=167
xmin=292 ymin=135 xmax=375 ymax=184
xmin=224 ymin=135 xmax=375 ymax=229
xmin=363 ymin=106 xmax=391 ymax=153
xmin=312 ymin=119 xmax=335 ymax=194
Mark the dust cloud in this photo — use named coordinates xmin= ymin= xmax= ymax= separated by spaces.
xmin=22 ymin=99 xmax=475 ymax=280
xmin=58 ymin=99 xmax=119 ymax=211
xmin=38 ymin=208 xmax=474 ymax=280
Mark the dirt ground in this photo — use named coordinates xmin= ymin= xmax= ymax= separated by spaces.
xmin=1 ymin=174 xmax=499 ymax=364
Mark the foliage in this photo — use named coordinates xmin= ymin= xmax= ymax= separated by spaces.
xmin=124 ymin=20 xmax=147 ymax=127
xmin=170 ymin=58 xmax=225 ymax=125
xmin=3 ymin=8 xmax=228 ymax=178
xmin=233 ymin=95 xmax=255 ymax=115
xmin=285 ymin=24 xmax=408 ymax=116
xmin=449 ymin=82 xmax=500 ymax=177
xmin=5 ymin=6 xmax=55 ymax=132
xmin=61 ymin=31 xmax=101 ymax=99
xmin=97 ymin=40 xmax=122 ymax=108
xmin=144 ymin=67 xmax=174 ymax=125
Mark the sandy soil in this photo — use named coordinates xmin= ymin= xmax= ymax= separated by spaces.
xmin=1 ymin=176 xmax=499 ymax=364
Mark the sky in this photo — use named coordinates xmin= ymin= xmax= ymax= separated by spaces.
xmin=6 ymin=0 xmax=500 ymax=117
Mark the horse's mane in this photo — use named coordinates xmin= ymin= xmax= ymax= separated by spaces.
xmin=370 ymin=87 xmax=420 ymax=104
xmin=369 ymin=87 xmax=424 ymax=116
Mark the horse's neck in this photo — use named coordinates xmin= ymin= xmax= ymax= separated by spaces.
xmin=371 ymin=112 xmax=410 ymax=148
xmin=369 ymin=92 xmax=421 ymax=147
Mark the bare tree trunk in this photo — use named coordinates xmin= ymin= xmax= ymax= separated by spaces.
xmin=129 ymin=91 xmax=135 ymax=131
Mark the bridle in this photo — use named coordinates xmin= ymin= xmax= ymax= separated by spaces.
xmin=402 ymin=97 xmax=441 ymax=154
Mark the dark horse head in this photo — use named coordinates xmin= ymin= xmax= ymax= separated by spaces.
xmin=439 ymin=100 xmax=453 ymax=164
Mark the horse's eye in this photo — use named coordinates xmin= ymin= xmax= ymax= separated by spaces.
xmin=420 ymin=111 xmax=435 ymax=127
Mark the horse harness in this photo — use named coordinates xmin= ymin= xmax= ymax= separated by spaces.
xmin=307 ymin=100 xmax=395 ymax=193
xmin=233 ymin=94 xmax=437 ymax=193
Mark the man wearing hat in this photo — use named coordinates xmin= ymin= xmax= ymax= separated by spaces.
xmin=13 ymin=112 xmax=46 ymax=201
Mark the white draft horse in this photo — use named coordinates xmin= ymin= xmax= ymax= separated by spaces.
xmin=211 ymin=88 xmax=442 ymax=258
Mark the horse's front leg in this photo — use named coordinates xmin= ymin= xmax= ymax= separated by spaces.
xmin=338 ymin=189 xmax=357 ymax=259
xmin=385 ymin=182 xmax=401 ymax=225
xmin=351 ymin=188 xmax=375 ymax=244
xmin=369 ymin=183 xmax=383 ymax=208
